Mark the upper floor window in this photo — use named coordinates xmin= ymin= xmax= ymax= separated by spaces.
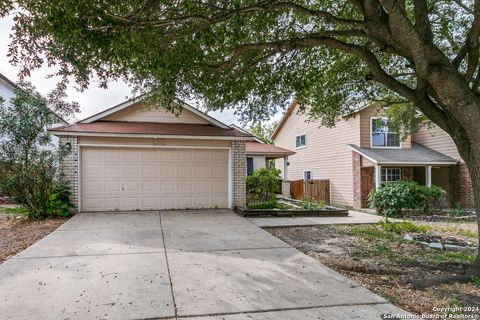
xmin=295 ymin=134 xmax=306 ymax=149
xmin=371 ymin=117 xmax=400 ymax=148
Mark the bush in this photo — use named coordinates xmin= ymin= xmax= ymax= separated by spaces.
xmin=247 ymin=198 xmax=283 ymax=210
xmin=301 ymin=198 xmax=326 ymax=210
xmin=246 ymin=167 xmax=281 ymax=203
xmin=368 ymin=180 xmax=445 ymax=217
xmin=48 ymin=182 xmax=74 ymax=217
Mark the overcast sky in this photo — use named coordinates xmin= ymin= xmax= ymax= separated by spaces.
xmin=0 ymin=15 xmax=282 ymax=126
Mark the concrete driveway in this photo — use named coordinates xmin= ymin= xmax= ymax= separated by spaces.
xmin=0 ymin=210 xmax=406 ymax=319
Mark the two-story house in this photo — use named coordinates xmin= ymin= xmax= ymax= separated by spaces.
xmin=273 ymin=100 xmax=474 ymax=209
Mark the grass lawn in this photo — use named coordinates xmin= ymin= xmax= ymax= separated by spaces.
xmin=0 ymin=205 xmax=28 ymax=217
xmin=266 ymin=221 xmax=479 ymax=316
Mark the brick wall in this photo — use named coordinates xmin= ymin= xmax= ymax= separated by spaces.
xmin=58 ymin=136 xmax=79 ymax=212
xmin=453 ymin=163 xmax=475 ymax=208
xmin=232 ymin=141 xmax=246 ymax=207
xmin=361 ymin=167 xmax=374 ymax=208
xmin=352 ymin=152 xmax=375 ymax=208
xmin=352 ymin=152 xmax=361 ymax=208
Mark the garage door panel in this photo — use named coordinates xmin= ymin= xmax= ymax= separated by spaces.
xmin=178 ymin=180 xmax=194 ymax=193
xmin=81 ymin=147 xmax=229 ymax=212
xmin=212 ymin=165 xmax=228 ymax=177
xmin=160 ymin=164 xmax=176 ymax=177
xmin=104 ymin=181 xmax=122 ymax=192
xmin=104 ymin=164 xmax=121 ymax=176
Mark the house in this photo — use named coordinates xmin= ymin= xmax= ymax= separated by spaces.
xmin=50 ymin=97 xmax=294 ymax=212
xmin=0 ymin=72 xmax=67 ymax=146
xmin=273 ymin=100 xmax=473 ymax=209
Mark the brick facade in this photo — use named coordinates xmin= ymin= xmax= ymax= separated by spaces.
xmin=360 ymin=167 xmax=374 ymax=208
xmin=453 ymin=163 xmax=475 ymax=208
xmin=352 ymin=152 xmax=362 ymax=208
xmin=58 ymin=136 xmax=79 ymax=212
xmin=232 ymin=140 xmax=247 ymax=207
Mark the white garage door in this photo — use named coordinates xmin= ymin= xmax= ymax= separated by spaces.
xmin=80 ymin=147 xmax=229 ymax=212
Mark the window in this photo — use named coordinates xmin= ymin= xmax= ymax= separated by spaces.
xmin=303 ymin=170 xmax=312 ymax=180
xmin=381 ymin=168 xmax=401 ymax=182
xmin=295 ymin=134 xmax=306 ymax=149
xmin=371 ymin=118 xmax=400 ymax=148
xmin=247 ymin=157 xmax=254 ymax=176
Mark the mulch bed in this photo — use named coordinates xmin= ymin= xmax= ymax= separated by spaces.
xmin=266 ymin=225 xmax=480 ymax=316
xmin=0 ymin=214 xmax=68 ymax=263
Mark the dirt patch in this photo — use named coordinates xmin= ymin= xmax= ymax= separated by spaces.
xmin=0 ymin=215 xmax=67 ymax=263
xmin=266 ymin=224 xmax=480 ymax=316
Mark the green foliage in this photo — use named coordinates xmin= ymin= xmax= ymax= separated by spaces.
xmin=380 ymin=221 xmax=429 ymax=235
xmin=0 ymin=83 xmax=76 ymax=219
xmin=48 ymin=182 xmax=74 ymax=217
xmin=448 ymin=203 xmax=468 ymax=217
xmin=246 ymin=168 xmax=281 ymax=203
xmin=247 ymin=198 xmax=283 ymax=210
xmin=247 ymin=121 xmax=278 ymax=144
xmin=368 ymin=181 xmax=445 ymax=217
xmin=0 ymin=206 xmax=28 ymax=217
xmin=301 ymin=198 xmax=326 ymax=210
xmin=472 ymin=276 xmax=480 ymax=288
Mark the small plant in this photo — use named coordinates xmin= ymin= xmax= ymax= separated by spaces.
xmin=301 ymin=198 xmax=325 ymax=210
xmin=472 ymin=276 xmax=480 ymax=288
xmin=48 ymin=182 xmax=74 ymax=217
xmin=247 ymin=197 xmax=283 ymax=210
xmin=368 ymin=180 xmax=445 ymax=217
xmin=380 ymin=221 xmax=429 ymax=235
xmin=448 ymin=202 xmax=468 ymax=217
xmin=246 ymin=168 xmax=281 ymax=203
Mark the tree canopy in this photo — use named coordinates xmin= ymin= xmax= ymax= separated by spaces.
xmin=1 ymin=1 xmax=476 ymax=127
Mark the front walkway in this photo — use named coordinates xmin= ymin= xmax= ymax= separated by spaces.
xmin=248 ymin=210 xmax=384 ymax=227
xmin=0 ymin=210 xmax=405 ymax=319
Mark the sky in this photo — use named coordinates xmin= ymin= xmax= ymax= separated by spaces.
xmin=0 ymin=15 xmax=282 ymax=126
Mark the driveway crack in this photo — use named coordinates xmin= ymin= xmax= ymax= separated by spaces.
xmin=159 ymin=212 xmax=178 ymax=319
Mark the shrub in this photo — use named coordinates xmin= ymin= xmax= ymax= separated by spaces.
xmin=301 ymin=198 xmax=326 ymax=210
xmin=246 ymin=167 xmax=281 ymax=203
xmin=48 ymin=182 xmax=74 ymax=217
xmin=368 ymin=180 xmax=445 ymax=217
xmin=247 ymin=198 xmax=282 ymax=210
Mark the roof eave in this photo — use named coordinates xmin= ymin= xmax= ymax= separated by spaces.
xmin=48 ymin=130 xmax=254 ymax=141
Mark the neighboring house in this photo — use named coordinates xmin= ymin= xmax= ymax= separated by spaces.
xmin=0 ymin=72 xmax=67 ymax=146
xmin=273 ymin=100 xmax=473 ymax=209
xmin=49 ymin=97 xmax=262 ymax=212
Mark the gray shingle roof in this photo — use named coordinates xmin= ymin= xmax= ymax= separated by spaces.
xmin=347 ymin=143 xmax=458 ymax=165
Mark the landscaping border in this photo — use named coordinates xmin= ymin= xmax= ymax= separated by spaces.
xmin=234 ymin=206 xmax=349 ymax=217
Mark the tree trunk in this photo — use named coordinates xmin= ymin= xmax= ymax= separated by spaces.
xmin=453 ymin=132 xmax=480 ymax=275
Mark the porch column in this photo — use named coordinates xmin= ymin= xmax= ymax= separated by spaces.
xmin=375 ymin=165 xmax=382 ymax=189
xmin=426 ymin=165 xmax=432 ymax=187
xmin=283 ymin=156 xmax=289 ymax=179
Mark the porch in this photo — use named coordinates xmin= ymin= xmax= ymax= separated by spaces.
xmin=348 ymin=143 xmax=459 ymax=208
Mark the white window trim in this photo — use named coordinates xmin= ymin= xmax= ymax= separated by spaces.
xmin=303 ymin=170 xmax=312 ymax=181
xmin=370 ymin=117 xmax=402 ymax=149
xmin=295 ymin=133 xmax=307 ymax=150
xmin=381 ymin=168 xmax=402 ymax=183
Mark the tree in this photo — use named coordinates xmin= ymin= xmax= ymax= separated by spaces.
xmin=0 ymin=82 xmax=78 ymax=218
xmin=248 ymin=121 xmax=278 ymax=144
xmin=2 ymin=0 xmax=480 ymax=273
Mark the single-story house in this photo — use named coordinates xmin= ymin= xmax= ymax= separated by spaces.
xmin=50 ymin=97 xmax=293 ymax=212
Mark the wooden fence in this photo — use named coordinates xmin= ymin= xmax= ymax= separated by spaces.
xmin=289 ymin=179 xmax=330 ymax=204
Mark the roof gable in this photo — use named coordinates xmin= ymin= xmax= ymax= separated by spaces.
xmin=80 ymin=96 xmax=229 ymax=129
xmin=271 ymin=99 xmax=298 ymax=140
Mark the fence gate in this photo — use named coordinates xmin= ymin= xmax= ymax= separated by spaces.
xmin=289 ymin=179 xmax=330 ymax=204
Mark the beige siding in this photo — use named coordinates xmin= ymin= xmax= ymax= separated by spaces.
xmin=103 ymin=102 xmax=210 ymax=124
xmin=413 ymin=125 xmax=463 ymax=162
xmin=274 ymin=103 xmax=360 ymax=207
xmin=359 ymin=105 xmax=411 ymax=149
